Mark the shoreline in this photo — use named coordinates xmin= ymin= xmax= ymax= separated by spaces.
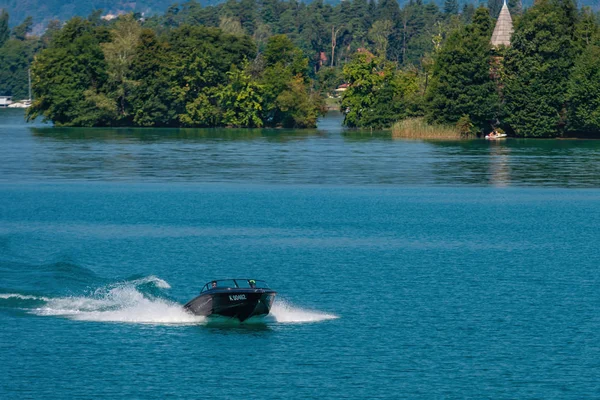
xmin=4 ymin=108 xmax=600 ymax=139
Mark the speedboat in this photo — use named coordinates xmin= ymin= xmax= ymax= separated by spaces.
xmin=184 ymin=279 xmax=276 ymax=322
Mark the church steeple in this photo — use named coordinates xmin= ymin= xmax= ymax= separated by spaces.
xmin=491 ymin=0 xmax=513 ymax=47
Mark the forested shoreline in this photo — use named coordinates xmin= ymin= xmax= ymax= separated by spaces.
xmin=1 ymin=0 xmax=600 ymax=136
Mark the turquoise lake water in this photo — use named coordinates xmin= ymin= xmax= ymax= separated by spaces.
xmin=1 ymin=109 xmax=600 ymax=398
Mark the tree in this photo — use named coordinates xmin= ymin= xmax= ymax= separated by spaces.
xmin=263 ymin=34 xmax=307 ymax=77
xmin=164 ymin=25 xmax=256 ymax=126
xmin=444 ymin=0 xmax=459 ymax=16
xmin=368 ymin=20 xmax=393 ymax=58
xmin=503 ymin=0 xmax=578 ymax=137
xmin=101 ymin=14 xmax=142 ymax=123
xmin=129 ymin=29 xmax=176 ymax=126
xmin=219 ymin=16 xmax=245 ymax=36
xmin=341 ymin=51 xmax=419 ymax=128
xmin=0 ymin=38 xmax=41 ymax=99
xmin=275 ymin=75 xmax=321 ymax=127
xmin=508 ymin=0 xmax=523 ymax=16
xmin=41 ymin=20 xmax=62 ymax=47
xmin=12 ymin=16 xmax=33 ymax=41
xmin=0 ymin=10 xmax=9 ymax=47
xmin=566 ymin=44 xmax=600 ymax=134
xmin=261 ymin=35 xmax=322 ymax=127
xmin=219 ymin=65 xmax=264 ymax=127
xmin=27 ymin=18 xmax=110 ymax=126
xmin=425 ymin=7 xmax=499 ymax=131
xmin=573 ymin=7 xmax=598 ymax=50
xmin=488 ymin=0 xmax=503 ymax=19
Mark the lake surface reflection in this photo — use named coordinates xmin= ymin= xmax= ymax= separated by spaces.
xmin=1 ymin=109 xmax=600 ymax=187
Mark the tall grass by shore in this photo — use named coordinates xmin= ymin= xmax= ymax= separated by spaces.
xmin=391 ymin=118 xmax=466 ymax=140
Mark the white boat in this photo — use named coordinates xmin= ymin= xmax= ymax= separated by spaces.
xmin=485 ymin=132 xmax=507 ymax=140
xmin=8 ymin=100 xmax=31 ymax=108
xmin=6 ymin=69 xmax=32 ymax=109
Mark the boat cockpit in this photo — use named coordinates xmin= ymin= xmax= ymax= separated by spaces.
xmin=200 ymin=279 xmax=270 ymax=292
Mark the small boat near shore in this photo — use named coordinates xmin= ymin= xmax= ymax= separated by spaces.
xmin=485 ymin=132 xmax=507 ymax=140
xmin=184 ymin=279 xmax=276 ymax=322
xmin=7 ymin=100 xmax=31 ymax=109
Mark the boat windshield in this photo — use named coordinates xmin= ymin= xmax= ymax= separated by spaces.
xmin=201 ymin=279 xmax=270 ymax=292
xmin=235 ymin=279 xmax=269 ymax=289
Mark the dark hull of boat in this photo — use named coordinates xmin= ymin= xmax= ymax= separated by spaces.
xmin=184 ymin=289 xmax=276 ymax=322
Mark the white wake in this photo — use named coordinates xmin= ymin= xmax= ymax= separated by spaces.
xmin=269 ymin=299 xmax=338 ymax=323
xmin=6 ymin=276 xmax=338 ymax=325
xmin=31 ymin=277 xmax=204 ymax=325
xmin=0 ymin=293 xmax=50 ymax=301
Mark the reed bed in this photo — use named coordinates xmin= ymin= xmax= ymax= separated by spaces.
xmin=391 ymin=117 xmax=465 ymax=140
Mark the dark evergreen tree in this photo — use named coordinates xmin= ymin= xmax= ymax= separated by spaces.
xmin=462 ymin=4 xmax=476 ymax=24
xmin=503 ymin=0 xmax=579 ymax=137
xmin=12 ymin=16 xmax=33 ymax=41
xmin=444 ymin=0 xmax=459 ymax=16
xmin=129 ymin=29 xmax=176 ymax=126
xmin=488 ymin=0 xmax=503 ymax=18
xmin=567 ymin=43 xmax=600 ymax=134
xmin=508 ymin=0 xmax=523 ymax=16
xmin=425 ymin=7 xmax=499 ymax=131
xmin=0 ymin=10 xmax=9 ymax=48
xmin=0 ymin=38 xmax=41 ymax=99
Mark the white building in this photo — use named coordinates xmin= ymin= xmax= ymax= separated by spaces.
xmin=0 ymin=96 xmax=12 ymax=108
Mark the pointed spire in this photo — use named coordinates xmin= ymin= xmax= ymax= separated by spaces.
xmin=491 ymin=2 xmax=513 ymax=47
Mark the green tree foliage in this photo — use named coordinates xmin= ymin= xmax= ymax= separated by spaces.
xmin=101 ymin=14 xmax=142 ymax=123
xmin=218 ymin=66 xmax=264 ymax=127
xmin=0 ymin=12 xmax=43 ymax=99
xmin=164 ymin=25 xmax=256 ymax=126
xmin=219 ymin=16 xmax=245 ymax=36
xmin=566 ymin=44 xmax=600 ymax=134
xmin=368 ymin=20 xmax=393 ymax=58
xmin=0 ymin=38 xmax=40 ymax=99
xmin=41 ymin=20 xmax=62 ymax=47
xmin=508 ymin=0 xmax=523 ymax=16
xmin=20 ymin=0 xmax=600 ymax=133
xmin=129 ymin=29 xmax=175 ymax=126
xmin=398 ymin=1 xmax=442 ymax=66
xmin=261 ymin=34 xmax=323 ymax=128
xmin=341 ymin=51 xmax=420 ymax=128
xmin=503 ymin=0 xmax=578 ymax=137
xmin=12 ymin=16 xmax=33 ymax=40
xmin=573 ymin=7 xmax=598 ymax=51
xmin=28 ymin=14 xmax=322 ymax=128
xmin=425 ymin=7 xmax=499 ymax=131
xmin=488 ymin=0 xmax=503 ymax=19
xmin=274 ymin=75 xmax=322 ymax=128
xmin=27 ymin=18 xmax=110 ymax=126
xmin=444 ymin=0 xmax=459 ymax=16
xmin=462 ymin=4 xmax=475 ymax=24
xmin=0 ymin=10 xmax=9 ymax=48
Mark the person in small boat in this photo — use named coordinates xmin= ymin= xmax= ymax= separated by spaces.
xmin=249 ymin=279 xmax=256 ymax=288
xmin=211 ymin=281 xmax=217 ymax=288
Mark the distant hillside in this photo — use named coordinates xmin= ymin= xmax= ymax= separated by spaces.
xmin=2 ymin=1 xmax=160 ymax=29
xmin=0 ymin=0 xmax=213 ymax=31
xmin=1 ymin=0 xmax=599 ymax=31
